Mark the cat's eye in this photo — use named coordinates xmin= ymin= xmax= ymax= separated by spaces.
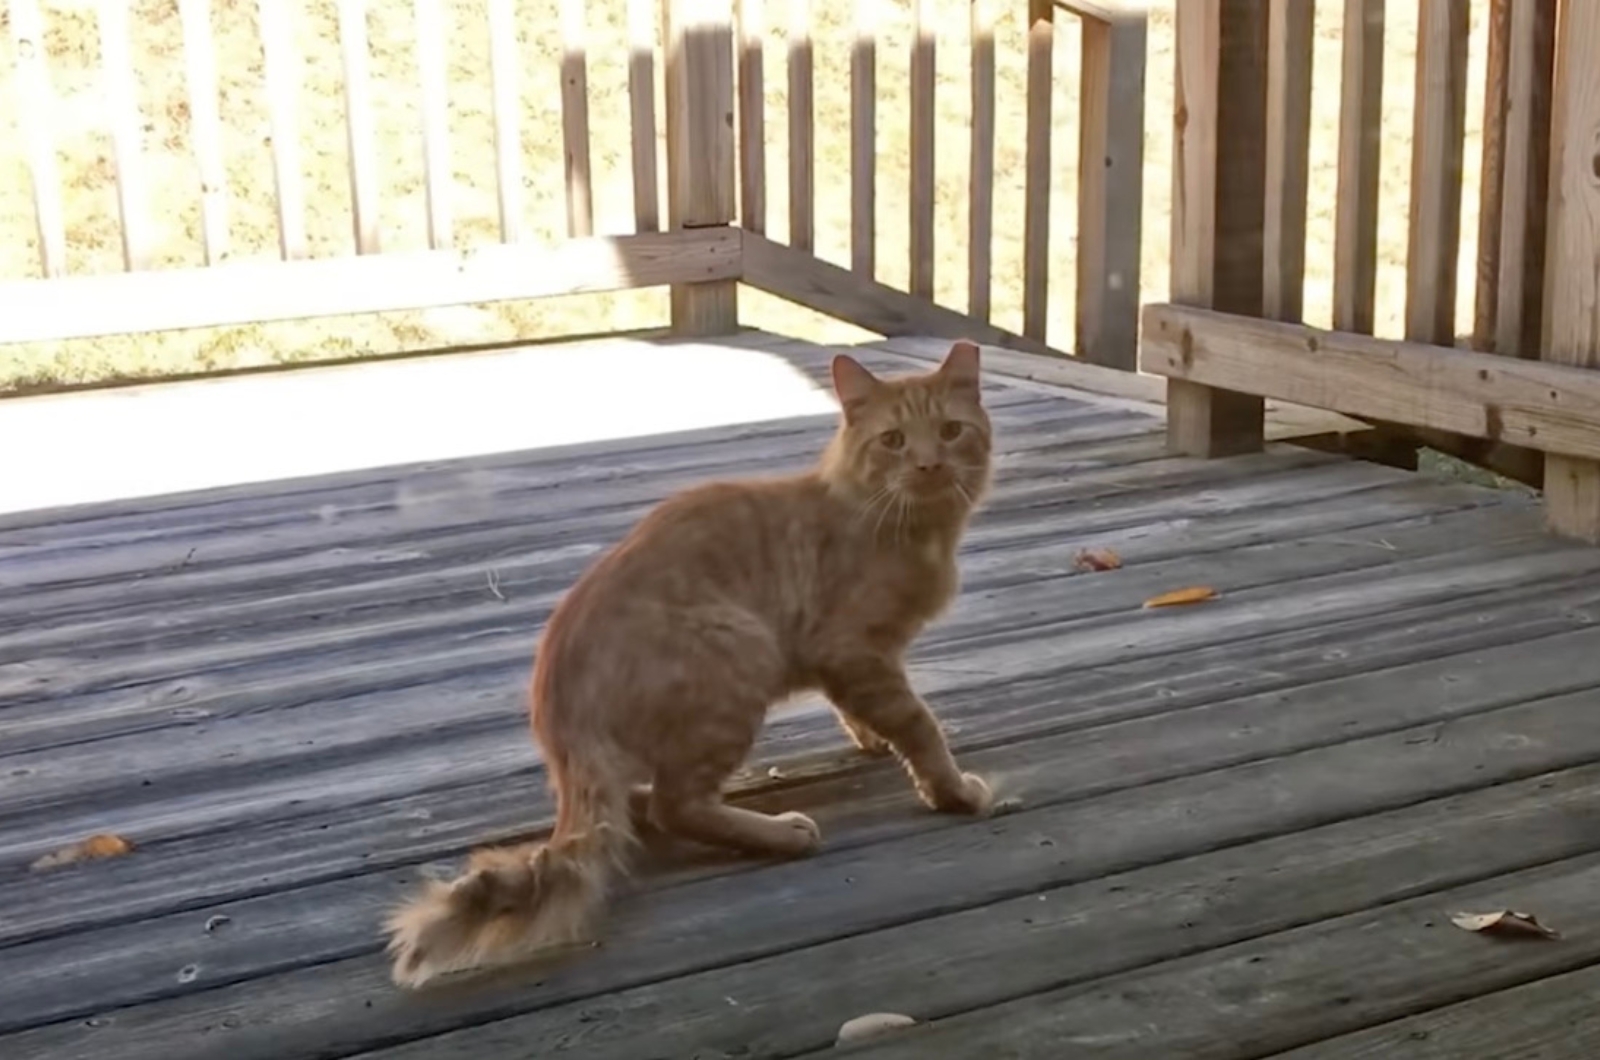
xmin=880 ymin=429 xmax=906 ymax=450
xmin=939 ymin=420 xmax=964 ymax=441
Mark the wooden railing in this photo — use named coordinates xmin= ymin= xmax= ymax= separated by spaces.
xmin=1138 ymin=0 xmax=1600 ymax=545
xmin=733 ymin=0 xmax=1148 ymax=368
xmin=0 ymin=0 xmax=743 ymax=347
xmin=0 ymin=0 xmax=1148 ymax=372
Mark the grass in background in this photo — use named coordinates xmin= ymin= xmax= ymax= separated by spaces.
xmin=0 ymin=0 xmax=1490 ymax=392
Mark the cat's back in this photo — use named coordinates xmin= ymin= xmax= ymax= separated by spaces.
xmin=566 ymin=470 xmax=839 ymax=603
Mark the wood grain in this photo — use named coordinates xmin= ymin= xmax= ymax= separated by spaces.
xmin=1142 ymin=302 xmax=1600 ymax=461
xmin=8 ymin=0 xmax=66 ymax=277
xmin=1167 ymin=0 xmax=1267 ymax=456
xmin=822 ymin=852 xmax=1600 ymax=1059
xmin=0 ymin=230 xmax=740 ymax=344
xmin=1022 ymin=0 xmax=1053 ymax=341
xmin=256 ymin=0 xmax=306 ymax=260
xmin=1473 ymin=0 xmax=1510 ymax=352
xmin=336 ymin=0 xmax=381 ymax=253
xmin=1404 ymin=0 xmax=1469 ymax=346
xmin=99 ymin=0 xmax=153 ymax=269
xmin=626 ymin=0 xmax=660 ymax=233
xmin=1271 ymin=963 xmax=1600 ymax=1059
xmin=742 ymin=232 xmax=1058 ymax=354
xmin=1495 ymin=0 xmax=1557 ymax=360
xmin=663 ymin=0 xmax=738 ymax=334
xmin=416 ymin=0 xmax=454 ymax=247
xmin=1332 ymin=0 xmax=1384 ymax=334
xmin=851 ymin=0 xmax=876 ymax=276
xmin=908 ymin=0 xmax=935 ymax=299
xmin=786 ymin=0 xmax=813 ymax=251
xmin=967 ymin=0 xmax=995 ymax=319
xmin=177 ymin=0 xmax=229 ymax=265
xmin=1263 ymin=0 xmax=1313 ymax=322
xmin=7 ymin=331 xmax=1600 ymax=1058
xmin=1538 ymin=0 xmax=1600 ymax=542
xmin=736 ymin=0 xmax=764 ymax=233
xmin=1075 ymin=11 xmax=1145 ymax=369
xmin=487 ymin=0 xmax=523 ymax=242
xmin=558 ymin=0 xmax=593 ymax=240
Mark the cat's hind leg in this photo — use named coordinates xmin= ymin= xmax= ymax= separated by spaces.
xmin=646 ymin=699 xmax=822 ymax=859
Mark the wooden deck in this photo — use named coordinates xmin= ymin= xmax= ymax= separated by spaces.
xmin=3 ymin=330 xmax=1600 ymax=1059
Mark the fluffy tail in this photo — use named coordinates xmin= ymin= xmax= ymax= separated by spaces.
xmin=384 ymin=781 xmax=633 ymax=989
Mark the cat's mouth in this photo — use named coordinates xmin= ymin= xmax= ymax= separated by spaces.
xmin=897 ymin=474 xmax=977 ymax=507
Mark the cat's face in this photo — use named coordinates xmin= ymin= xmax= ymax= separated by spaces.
xmin=829 ymin=342 xmax=993 ymax=512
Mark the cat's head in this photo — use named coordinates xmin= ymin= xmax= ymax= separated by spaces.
xmin=822 ymin=341 xmax=993 ymax=515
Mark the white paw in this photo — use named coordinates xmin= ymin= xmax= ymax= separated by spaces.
xmin=773 ymin=811 xmax=823 ymax=855
xmin=934 ymin=772 xmax=992 ymax=815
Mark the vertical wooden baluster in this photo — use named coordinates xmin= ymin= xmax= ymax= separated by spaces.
xmin=337 ymin=0 xmax=381 ymax=253
xmin=1495 ymin=0 xmax=1556 ymax=359
xmin=415 ymin=0 xmax=452 ymax=247
xmin=1168 ymin=0 xmax=1269 ymax=456
xmin=1076 ymin=10 xmax=1146 ymax=368
xmin=787 ymin=0 xmax=814 ymax=251
xmin=178 ymin=0 xmax=229 ymax=264
xmin=257 ymin=0 xmax=307 ymax=259
xmin=10 ymin=0 xmax=67 ymax=277
xmin=967 ymin=0 xmax=994 ymax=321
xmin=908 ymin=0 xmax=935 ymax=299
xmin=1539 ymin=1 xmax=1600 ymax=540
xmin=1332 ymin=0 xmax=1383 ymax=334
xmin=850 ymin=0 xmax=876 ymax=276
xmin=559 ymin=0 xmax=593 ymax=238
xmin=100 ymin=0 xmax=153 ymax=268
xmin=1021 ymin=0 xmax=1052 ymax=341
xmin=1263 ymin=0 xmax=1313 ymax=323
xmin=663 ymin=0 xmax=737 ymax=334
xmin=1404 ymin=0 xmax=1469 ymax=346
xmin=1473 ymin=0 xmax=1511 ymax=351
xmin=627 ymin=0 xmax=661 ymax=233
xmin=487 ymin=0 xmax=524 ymax=243
xmin=736 ymin=0 xmax=765 ymax=234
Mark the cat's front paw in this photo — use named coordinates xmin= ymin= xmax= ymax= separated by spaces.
xmin=931 ymin=772 xmax=993 ymax=815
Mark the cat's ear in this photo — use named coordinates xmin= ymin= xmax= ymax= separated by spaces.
xmin=831 ymin=354 xmax=882 ymax=419
xmin=937 ymin=340 xmax=982 ymax=394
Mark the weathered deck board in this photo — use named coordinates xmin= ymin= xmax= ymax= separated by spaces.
xmin=2 ymin=330 xmax=1597 ymax=1060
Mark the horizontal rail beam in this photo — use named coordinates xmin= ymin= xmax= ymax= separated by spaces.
xmin=1140 ymin=302 xmax=1600 ymax=463
xmin=740 ymin=232 xmax=1061 ymax=357
xmin=0 ymin=230 xmax=739 ymax=345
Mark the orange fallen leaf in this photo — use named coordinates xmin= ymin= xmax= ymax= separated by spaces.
xmin=1073 ymin=547 xmax=1123 ymax=572
xmin=1449 ymin=910 xmax=1560 ymax=940
xmin=29 ymin=833 xmax=135 ymax=872
xmin=1142 ymin=586 xmax=1219 ymax=609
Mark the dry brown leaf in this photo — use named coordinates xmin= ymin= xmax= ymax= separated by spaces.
xmin=1449 ymin=910 xmax=1560 ymax=940
xmin=1142 ymin=586 xmax=1219 ymax=609
xmin=1073 ymin=547 xmax=1123 ymax=572
xmin=30 ymin=833 xmax=135 ymax=872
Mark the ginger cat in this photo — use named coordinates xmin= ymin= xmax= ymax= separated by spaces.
xmin=385 ymin=340 xmax=997 ymax=988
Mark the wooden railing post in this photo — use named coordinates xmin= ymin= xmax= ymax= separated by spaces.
xmin=1076 ymin=7 xmax=1146 ymax=370
xmin=1541 ymin=0 xmax=1600 ymax=542
xmin=663 ymin=0 xmax=738 ymax=335
xmin=1168 ymin=0 xmax=1268 ymax=456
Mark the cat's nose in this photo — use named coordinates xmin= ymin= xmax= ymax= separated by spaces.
xmin=916 ymin=459 xmax=943 ymax=473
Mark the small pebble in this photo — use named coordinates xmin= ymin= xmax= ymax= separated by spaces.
xmin=836 ymin=1012 xmax=916 ymax=1046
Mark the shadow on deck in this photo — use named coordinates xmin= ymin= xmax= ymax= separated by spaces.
xmin=2 ymin=330 xmax=1599 ymax=1059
